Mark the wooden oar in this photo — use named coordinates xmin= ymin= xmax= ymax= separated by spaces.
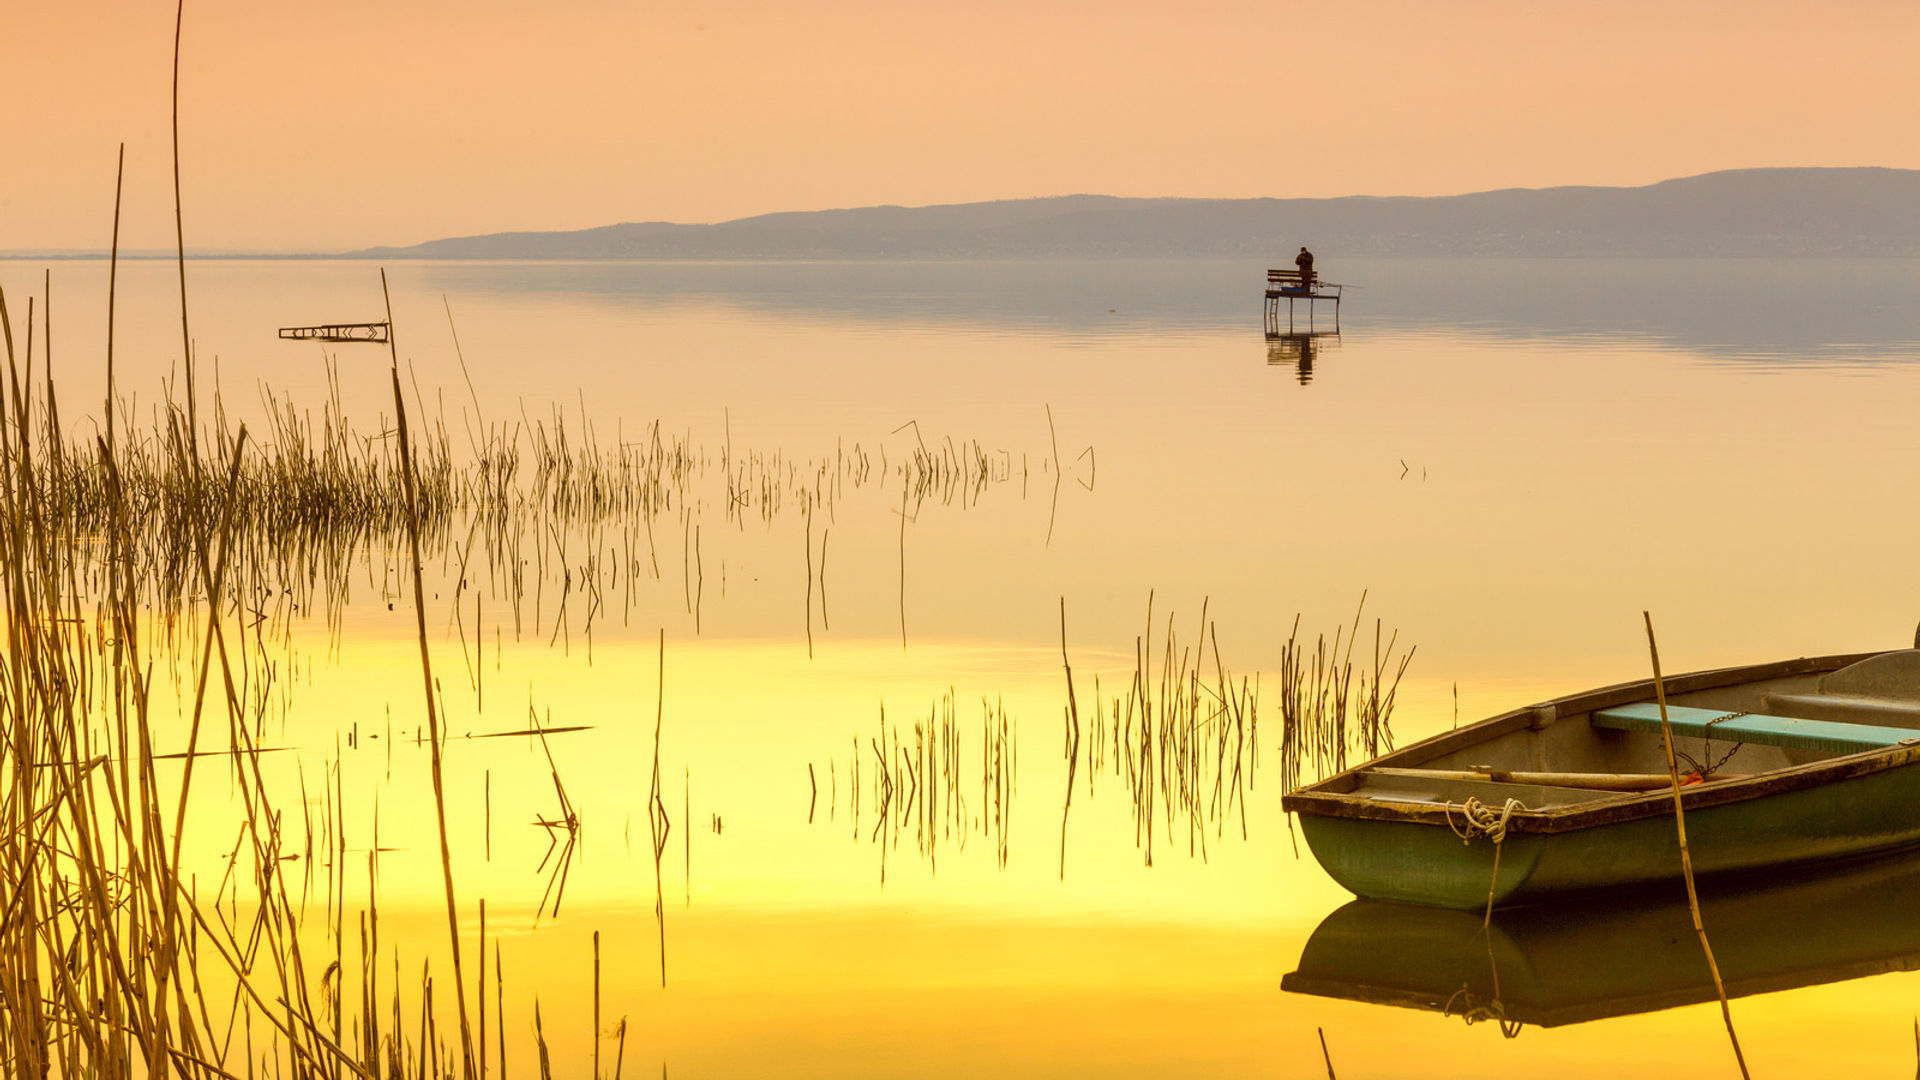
xmin=1367 ymin=766 xmax=1745 ymax=791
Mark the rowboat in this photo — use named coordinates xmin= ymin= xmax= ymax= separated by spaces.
xmin=1282 ymin=846 xmax=1920 ymax=1029
xmin=1282 ymin=649 xmax=1920 ymax=909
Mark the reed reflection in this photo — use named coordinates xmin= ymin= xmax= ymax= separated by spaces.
xmin=812 ymin=595 xmax=1414 ymax=883
xmin=816 ymin=693 xmax=1017 ymax=884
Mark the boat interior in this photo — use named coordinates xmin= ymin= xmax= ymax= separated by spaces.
xmin=1325 ymin=650 xmax=1920 ymax=810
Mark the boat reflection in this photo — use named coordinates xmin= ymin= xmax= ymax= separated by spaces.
xmin=1282 ymin=848 xmax=1920 ymax=1032
xmin=1266 ymin=331 xmax=1340 ymax=384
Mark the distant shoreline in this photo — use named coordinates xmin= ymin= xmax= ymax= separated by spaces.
xmin=13 ymin=252 xmax=1920 ymax=263
xmin=11 ymin=166 xmax=1920 ymax=262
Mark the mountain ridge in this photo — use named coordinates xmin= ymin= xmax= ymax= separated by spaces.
xmin=348 ymin=168 xmax=1920 ymax=259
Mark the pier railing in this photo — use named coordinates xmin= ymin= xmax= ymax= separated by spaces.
xmin=1266 ymin=269 xmax=1341 ymax=299
xmin=1263 ymin=269 xmax=1342 ymax=336
xmin=277 ymin=321 xmax=391 ymax=343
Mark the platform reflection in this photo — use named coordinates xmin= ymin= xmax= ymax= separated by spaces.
xmin=1266 ymin=331 xmax=1341 ymax=384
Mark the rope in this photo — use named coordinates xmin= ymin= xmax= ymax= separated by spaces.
xmin=1446 ymin=796 xmax=1525 ymax=845
xmin=1442 ymin=988 xmax=1524 ymax=1040
xmin=1445 ymin=796 xmax=1529 ymax=927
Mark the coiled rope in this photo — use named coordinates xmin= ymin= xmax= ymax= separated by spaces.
xmin=1442 ymin=988 xmax=1524 ymax=1040
xmin=1445 ymin=796 xmax=1529 ymax=926
xmin=1446 ymin=796 xmax=1524 ymax=844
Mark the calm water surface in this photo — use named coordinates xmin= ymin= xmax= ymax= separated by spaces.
xmin=7 ymin=255 xmax=1920 ymax=1076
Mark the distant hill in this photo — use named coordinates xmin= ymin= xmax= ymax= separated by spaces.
xmin=350 ymin=169 xmax=1920 ymax=259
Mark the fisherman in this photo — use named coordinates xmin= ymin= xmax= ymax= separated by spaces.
xmin=1295 ymin=246 xmax=1315 ymax=291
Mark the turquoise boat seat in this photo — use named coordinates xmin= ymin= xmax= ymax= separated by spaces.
xmin=1592 ymin=703 xmax=1918 ymax=754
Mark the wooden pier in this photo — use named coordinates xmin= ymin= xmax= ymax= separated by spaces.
xmin=1263 ymin=269 xmax=1342 ymax=335
xmin=278 ymin=321 xmax=390 ymax=344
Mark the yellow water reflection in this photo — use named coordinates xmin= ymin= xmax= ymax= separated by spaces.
xmin=161 ymin=616 xmax=1920 ymax=1075
xmin=378 ymin=900 xmax=1920 ymax=1078
xmin=18 ymin=256 xmax=1920 ymax=1075
xmin=212 ymin=629 xmax=1349 ymax=918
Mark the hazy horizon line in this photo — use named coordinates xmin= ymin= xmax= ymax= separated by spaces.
xmin=3 ymin=164 xmax=1911 ymax=261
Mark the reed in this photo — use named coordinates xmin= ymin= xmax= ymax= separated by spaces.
xmin=386 ymin=271 xmax=478 ymax=1079
xmin=1 ymin=59 xmax=1071 ymax=1067
xmin=528 ymin=703 xmax=582 ymax=923
xmin=1277 ymin=593 xmax=1414 ymax=794
xmin=1644 ymin=612 xmax=1750 ymax=1080
xmin=1058 ymin=597 xmax=1080 ymax=881
xmin=803 ymin=503 xmax=814 ymax=658
xmin=592 ymin=931 xmax=601 ymax=1080
xmin=0 ymin=275 xmax=373 ymax=1076
xmin=0 ymin=263 xmax=738 ymax=1077
xmin=649 ymin=629 xmax=671 ymax=986
xmin=1063 ymin=595 xmax=1263 ymax=866
xmin=829 ymin=592 xmax=1416 ymax=877
xmin=10 ymin=373 xmax=1036 ymax=676
xmin=820 ymin=692 xmax=1012 ymax=877
xmin=532 ymin=1001 xmax=552 ymax=1080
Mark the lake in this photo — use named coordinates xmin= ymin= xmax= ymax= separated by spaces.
xmin=4 ymin=254 xmax=1919 ymax=1077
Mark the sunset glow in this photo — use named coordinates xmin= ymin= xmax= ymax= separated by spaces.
xmin=11 ymin=0 xmax=1919 ymax=251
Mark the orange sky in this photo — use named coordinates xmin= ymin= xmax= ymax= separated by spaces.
xmin=9 ymin=0 xmax=1919 ymax=252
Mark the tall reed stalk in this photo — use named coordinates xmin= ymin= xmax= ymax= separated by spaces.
xmin=1644 ymin=612 xmax=1749 ymax=1080
xmin=385 ymin=271 xmax=477 ymax=1078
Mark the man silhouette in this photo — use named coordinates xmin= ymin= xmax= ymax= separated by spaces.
xmin=1295 ymin=246 xmax=1315 ymax=291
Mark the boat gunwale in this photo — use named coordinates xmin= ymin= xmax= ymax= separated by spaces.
xmin=1280 ymin=651 xmax=1920 ymax=835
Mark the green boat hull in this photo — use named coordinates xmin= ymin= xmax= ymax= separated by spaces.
xmin=1300 ymin=756 xmax=1920 ymax=909
xmin=1284 ymin=847 xmax=1920 ymax=1027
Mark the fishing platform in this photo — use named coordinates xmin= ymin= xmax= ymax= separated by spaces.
xmin=1263 ymin=269 xmax=1342 ymax=335
xmin=277 ymin=321 xmax=391 ymax=344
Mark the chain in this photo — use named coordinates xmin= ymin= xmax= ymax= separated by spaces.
xmin=1683 ymin=710 xmax=1751 ymax=779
